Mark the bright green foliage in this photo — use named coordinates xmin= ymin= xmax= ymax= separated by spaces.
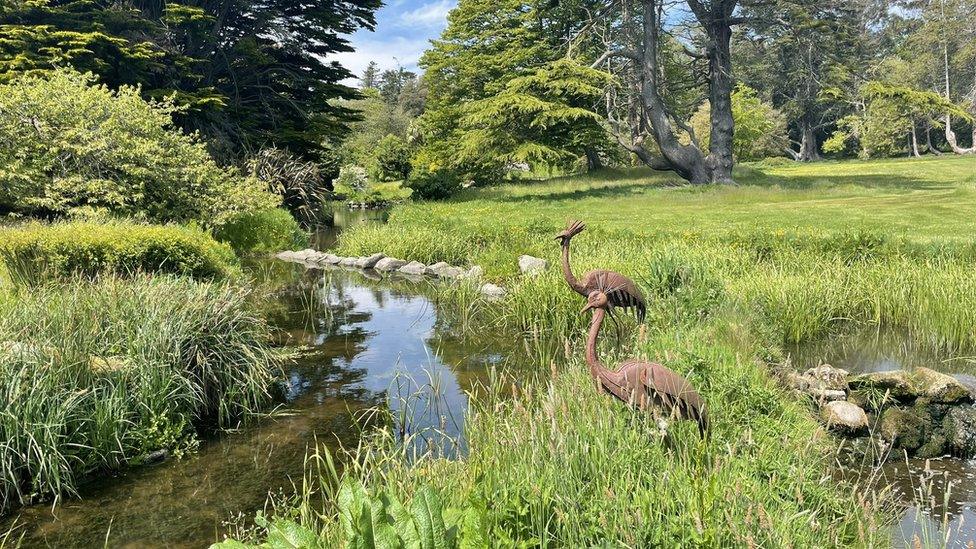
xmin=0 ymin=221 xmax=239 ymax=283
xmin=0 ymin=69 xmax=276 ymax=224
xmin=689 ymin=84 xmax=790 ymax=161
xmin=824 ymin=82 xmax=972 ymax=157
xmin=459 ymin=59 xmax=612 ymax=168
xmin=406 ymin=168 xmax=462 ymax=201
xmin=334 ymin=165 xmax=412 ymax=205
xmin=212 ymin=209 xmax=307 ymax=255
xmin=371 ymin=135 xmax=413 ymax=182
xmin=416 ymin=0 xmax=610 ymax=186
xmin=0 ymin=275 xmax=279 ymax=512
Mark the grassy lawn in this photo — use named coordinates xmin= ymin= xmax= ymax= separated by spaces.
xmin=216 ymin=157 xmax=976 ymax=548
xmin=454 ymin=155 xmax=976 ymax=239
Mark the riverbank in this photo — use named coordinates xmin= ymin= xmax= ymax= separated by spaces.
xmin=226 ymin=158 xmax=976 ymax=546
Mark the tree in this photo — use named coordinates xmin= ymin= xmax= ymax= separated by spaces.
xmin=688 ymin=84 xmax=789 ymax=161
xmin=361 ymin=61 xmax=380 ymax=89
xmin=0 ymin=0 xmax=383 ymax=160
xmin=417 ymin=0 xmax=612 ymax=184
xmin=591 ymin=0 xmax=741 ymax=184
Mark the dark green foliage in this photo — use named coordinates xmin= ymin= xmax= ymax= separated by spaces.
xmin=212 ymin=209 xmax=307 ymax=255
xmin=0 ymin=0 xmax=382 ymax=159
xmin=371 ymin=135 xmax=413 ymax=182
xmin=0 ymin=221 xmax=239 ymax=283
xmin=407 ymin=169 xmax=463 ymax=200
xmin=0 ymin=275 xmax=279 ymax=512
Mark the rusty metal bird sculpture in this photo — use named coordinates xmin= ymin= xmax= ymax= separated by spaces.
xmin=581 ymin=284 xmax=709 ymax=436
xmin=555 ymin=220 xmax=646 ymax=322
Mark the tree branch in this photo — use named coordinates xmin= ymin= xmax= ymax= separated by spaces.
xmin=591 ymin=49 xmax=642 ymax=68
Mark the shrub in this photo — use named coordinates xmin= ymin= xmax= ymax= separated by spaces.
xmin=0 ymin=68 xmax=276 ymax=224
xmin=370 ymin=134 xmax=413 ymax=181
xmin=247 ymin=148 xmax=327 ymax=224
xmin=407 ymin=168 xmax=462 ymax=200
xmin=334 ymin=165 xmax=412 ymax=205
xmin=0 ymin=221 xmax=238 ymax=284
xmin=688 ymin=84 xmax=789 ymax=161
xmin=0 ymin=275 xmax=279 ymax=512
xmin=212 ymin=208 xmax=307 ymax=255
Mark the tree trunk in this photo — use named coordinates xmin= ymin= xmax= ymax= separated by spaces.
xmin=704 ymin=14 xmax=735 ymax=183
xmin=925 ymin=123 xmax=943 ymax=155
xmin=797 ymin=122 xmax=820 ymax=161
xmin=584 ymin=147 xmax=604 ymax=171
xmin=910 ymin=124 xmax=921 ymax=157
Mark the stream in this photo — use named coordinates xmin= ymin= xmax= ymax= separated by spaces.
xmin=5 ymin=211 xmax=976 ymax=547
xmin=4 ymin=214 xmax=515 ymax=548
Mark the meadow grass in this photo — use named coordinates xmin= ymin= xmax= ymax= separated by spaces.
xmin=0 ymin=275 xmax=280 ymax=514
xmin=218 ymin=157 xmax=976 ymax=547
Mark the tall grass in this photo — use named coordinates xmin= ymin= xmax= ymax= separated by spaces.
xmin=0 ymin=275 xmax=280 ymax=513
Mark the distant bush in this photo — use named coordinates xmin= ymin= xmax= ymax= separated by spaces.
xmin=370 ymin=134 xmax=413 ymax=181
xmin=213 ymin=208 xmax=307 ymax=254
xmin=0 ymin=221 xmax=238 ymax=284
xmin=688 ymin=84 xmax=789 ymax=161
xmin=334 ymin=165 xmax=412 ymax=205
xmin=0 ymin=68 xmax=276 ymax=225
xmin=407 ymin=168 xmax=462 ymax=200
xmin=0 ymin=275 xmax=279 ymax=512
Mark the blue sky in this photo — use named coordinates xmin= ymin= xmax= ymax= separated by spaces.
xmin=334 ymin=0 xmax=456 ymax=84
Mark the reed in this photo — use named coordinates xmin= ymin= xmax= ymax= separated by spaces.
xmin=0 ymin=275 xmax=280 ymax=513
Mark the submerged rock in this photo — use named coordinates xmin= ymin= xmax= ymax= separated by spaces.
xmin=356 ymin=253 xmax=386 ymax=269
xmin=398 ymin=261 xmax=427 ymax=276
xmin=374 ymin=257 xmax=407 ymax=272
xmin=821 ymin=401 xmax=868 ymax=434
xmin=518 ymin=255 xmax=548 ymax=276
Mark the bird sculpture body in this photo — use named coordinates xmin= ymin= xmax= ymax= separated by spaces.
xmin=556 ymin=220 xmax=646 ymax=322
xmin=582 ymin=290 xmax=709 ymax=436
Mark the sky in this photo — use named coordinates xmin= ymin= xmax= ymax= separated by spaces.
xmin=334 ymin=0 xmax=456 ymax=85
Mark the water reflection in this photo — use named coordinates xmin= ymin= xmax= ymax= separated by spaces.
xmin=790 ymin=326 xmax=976 ymax=376
xmin=5 ymin=264 xmax=513 ymax=548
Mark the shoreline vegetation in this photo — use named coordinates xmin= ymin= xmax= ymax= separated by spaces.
xmin=221 ymin=157 xmax=976 ymax=546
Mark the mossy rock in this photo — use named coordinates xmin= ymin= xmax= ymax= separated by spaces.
xmin=879 ymin=407 xmax=926 ymax=451
xmin=849 ymin=367 xmax=971 ymax=405
xmin=943 ymin=406 xmax=976 ymax=457
xmin=915 ymin=433 xmax=948 ymax=459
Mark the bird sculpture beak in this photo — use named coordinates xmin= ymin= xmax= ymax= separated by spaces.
xmin=580 ymin=303 xmax=592 ymax=314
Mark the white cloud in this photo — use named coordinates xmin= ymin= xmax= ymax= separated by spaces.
xmin=330 ymin=34 xmax=433 ymax=83
xmin=398 ymin=0 xmax=455 ymax=29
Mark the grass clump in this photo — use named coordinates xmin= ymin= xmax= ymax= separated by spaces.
xmin=0 ymin=275 xmax=280 ymax=513
xmin=0 ymin=220 xmax=238 ymax=285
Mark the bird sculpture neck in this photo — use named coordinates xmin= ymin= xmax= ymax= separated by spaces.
xmin=560 ymin=241 xmax=586 ymax=296
xmin=586 ymin=308 xmax=607 ymax=377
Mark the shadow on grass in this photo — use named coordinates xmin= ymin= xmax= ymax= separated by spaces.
xmin=735 ymin=164 xmax=956 ymax=191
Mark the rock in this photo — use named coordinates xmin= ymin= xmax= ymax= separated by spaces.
xmin=518 ymin=255 xmax=548 ymax=276
xmin=432 ymin=264 xmax=465 ymax=279
xmin=914 ymin=367 xmax=971 ymax=404
xmin=338 ymin=257 xmax=359 ymax=267
xmin=480 ymin=283 xmax=507 ymax=300
xmin=849 ymin=370 xmax=916 ymax=401
xmin=916 ymin=433 xmax=949 ymax=459
xmin=398 ymin=261 xmax=427 ymax=276
xmin=880 ymin=407 xmax=926 ymax=451
xmin=425 ymin=262 xmax=450 ymax=275
xmin=809 ymin=388 xmax=847 ymax=401
xmin=275 ymin=250 xmax=300 ymax=261
xmin=850 ymin=367 xmax=971 ymax=404
xmin=315 ymin=253 xmax=342 ymax=265
xmin=465 ymin=265 xmax=484 ymax=279
xmin=374 ymin=258 xmax=407 ymax=272
xmin=952 ymin=374 xmax=976 ymax=399
xmin=943 ymin=406 xmax=976 ymax=457
xmin=145 ymin=449 xmax=169 ymax=464
xmin=821 ymin=401 xmax=869 ymax=434
xmin=356 ymin=253 xmax=385 ymax=269
xmin=804 ymin=364 xmax=849 ymax=391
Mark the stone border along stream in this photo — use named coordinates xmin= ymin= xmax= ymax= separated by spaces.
xmin=787 ymin=364 xmax=976 ymax=459
xmin=274 ymin=249 xmax=547 ymax=301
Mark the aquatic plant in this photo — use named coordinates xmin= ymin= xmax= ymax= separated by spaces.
xmin=0 ymin=275 xmax=280 ymax=513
